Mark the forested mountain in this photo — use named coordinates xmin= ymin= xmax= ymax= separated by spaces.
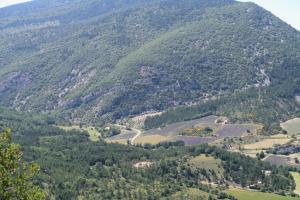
xmin=0 ymin=0 xmax=300 ymax=124
xmin=2 ymin=1 xmax=300 ymax=199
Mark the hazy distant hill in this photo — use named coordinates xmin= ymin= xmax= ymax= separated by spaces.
xmin=0 ymin=0 xmax=300 ymax=123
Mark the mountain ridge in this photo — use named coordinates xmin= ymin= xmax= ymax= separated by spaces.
xmin=0 ymin=0 xmax=299 ymax=124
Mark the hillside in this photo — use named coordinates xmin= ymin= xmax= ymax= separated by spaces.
xmin=0 ymin=0 xmax=300 ymax=124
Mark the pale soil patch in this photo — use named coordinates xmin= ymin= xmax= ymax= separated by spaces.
xmin=133 ymin=161 xmax=153 ymax=169
xmin=243 ymin=138 xmax=290 ymax=150
xmin=134 ymin=134 xmax=168 ymax=145
xmin=281 ymin=118 xmax=300 ymax=135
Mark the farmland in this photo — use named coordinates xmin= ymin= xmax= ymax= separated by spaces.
xmin=134 ymin=134 xmax=168 ymax=145
xmin=264 ymin=155 xmax=300 ymax=169
xmin=243 ymin=137 xmax=291 ymax=150
xmin=227 ymin=188 xmax=300 ymax=200
xmin=140 ymin=115 xmax=261 ymax=145
xmin=144 ymin=116 xmax=220 ymax=137
xmin=281 ymin=118 xmax=300 ymax=135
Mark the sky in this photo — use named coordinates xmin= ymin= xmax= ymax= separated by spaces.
xmin=0 ymin=0 xmax=32 ymax=8
xmin=238 ymin=0 xmax=300 ymax=30
xmin=0 ymin=0 xmax=299 ymax=30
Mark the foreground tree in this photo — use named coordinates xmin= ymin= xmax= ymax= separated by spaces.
xmin=0 ymin=128 xmax=46 ymax=200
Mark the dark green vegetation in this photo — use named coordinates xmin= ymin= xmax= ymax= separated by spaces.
xmin=0 ymin=128 xmax=46 ymax=200
xmin=101 ymin=125 xmax=121 ymax=138
xmin=0 ymin=0 xmax=300 ymax=125
xmin=0 ymin=109 xmax=298 ymax=199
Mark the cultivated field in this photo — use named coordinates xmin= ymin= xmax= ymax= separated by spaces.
xmin=227 ymin=188 xmax=300 ymax=200
xmin=264 ymin=155 xmax=300 ymax=169
xmin=281 ymin=118 xmax=300 ymax=135
xmin=144 ymin=115 xmax=220 ymax=137
xmin=142 ymin=116 xmax=261 ymax=145
xmin=215 ymin=124 xmax=259 ymax=138
xmin=169 ymin=136 xmax=215 ymax=145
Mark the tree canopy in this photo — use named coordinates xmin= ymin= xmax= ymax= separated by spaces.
xmin=0 ymin=128 xmax=46 ymax=200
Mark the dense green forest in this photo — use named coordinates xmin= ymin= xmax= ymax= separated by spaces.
xmin=0 ymin=0 xmax=299 ymax=125
xmin=0 ymin=108 xmax=298 ymax=199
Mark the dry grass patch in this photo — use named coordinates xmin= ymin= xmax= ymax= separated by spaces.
xmin=243 ymin=138 xmax=290 ymax=150
xmin=281 ymin=118 xmax=300 ymax=135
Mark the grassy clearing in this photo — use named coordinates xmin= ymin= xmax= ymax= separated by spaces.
xmin=227 ymin=188 xmax=300 ymax=200
xmin=243 ymin=138 xmax=291 ymax=150
xmin=242 ymin=149 xmax=265 ymax=158
xmin=134 ymin=134 xmax=168 ymax=145
xmin=281 ymin=118 xmax=300 ymax=135
xmin=189 ymin=155 xmax=223 ymax=177
xmin=57 ymin=125 xmax=100 ymax=142
xmin=291 ymin=172 xmax=300 ymax=196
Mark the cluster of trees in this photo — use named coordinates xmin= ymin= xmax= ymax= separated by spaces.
xmin=0 ymin=128 xmax=46 ymax=200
